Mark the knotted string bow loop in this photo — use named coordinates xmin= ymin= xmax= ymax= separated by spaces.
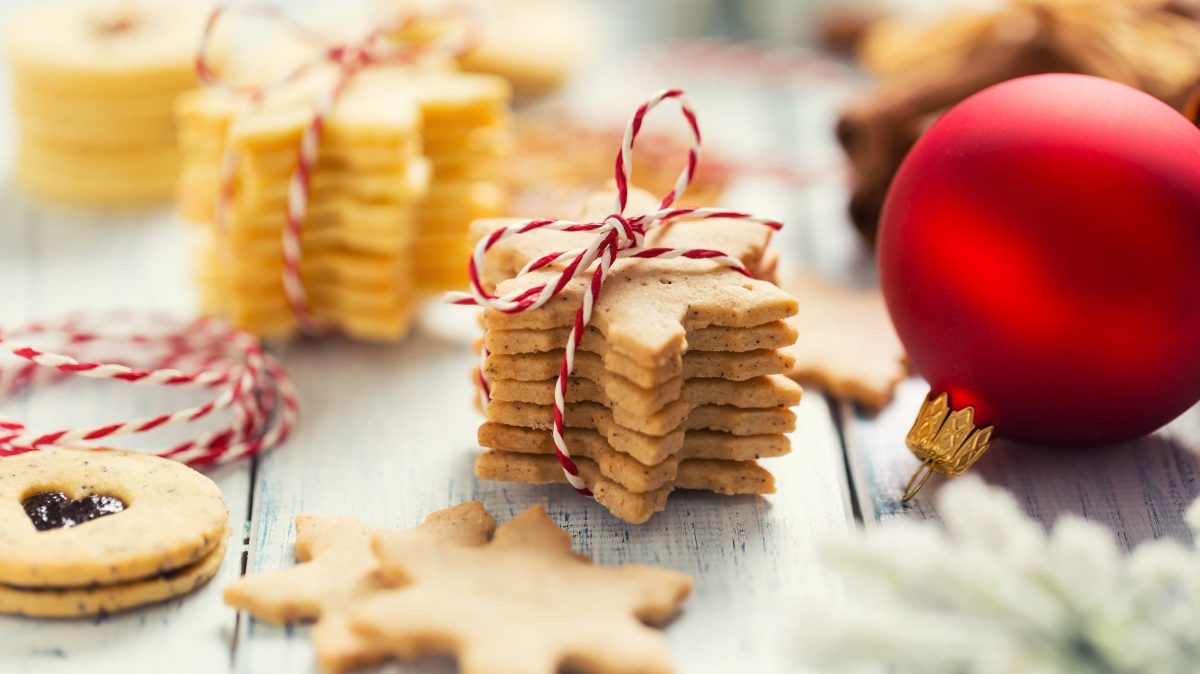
xmin=445 ymin=89 xmax=784 ymax=495
xmin=195 ymin=2 xmax=478 ymax=333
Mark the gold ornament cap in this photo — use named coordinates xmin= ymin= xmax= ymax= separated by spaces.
xmin=902 ymin=392 xmax=994 ymax=501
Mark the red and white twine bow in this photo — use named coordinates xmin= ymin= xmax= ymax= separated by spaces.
xmin=196 ymin=3 xmax=477 ymax=333
xmin=447 ymin=89 xmax=783 ymax=495
xmin=0 ymin=314 xmax=296 ymax=467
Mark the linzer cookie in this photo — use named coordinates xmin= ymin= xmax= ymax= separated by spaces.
xmin=226 ymin=502 xmax=689 ymax=673
xmin=0 ymin=449 xmax=229 ymax=617
xmin=5 ymin=0 xmax=210 ymax=204
xmin=449 ymin=90 xmax=802 ymax=523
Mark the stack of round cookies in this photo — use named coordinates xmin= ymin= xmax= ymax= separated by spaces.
xmin=5 ymin=0 xmax=209 ymax=205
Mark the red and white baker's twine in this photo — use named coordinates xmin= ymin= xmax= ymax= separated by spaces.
xmin=0 ymin=315 xmax=296 ymax=467
xmin=197 ymin=3 xmax=478 ymax=333
xmin=447 ymin=89 xmax=783 ymax=495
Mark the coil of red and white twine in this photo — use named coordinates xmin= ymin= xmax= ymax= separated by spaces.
xmin=447 ymin=89 xmax=783 ymax=495
xmin=196 ymin=3 xmax=477 ymax=333
xmin=0 ymin=314 xmax=296 ymax=466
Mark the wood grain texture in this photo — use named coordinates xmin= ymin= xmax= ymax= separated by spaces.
xmin=843 ymin=378 xmax=1200 ymax=546
xmin=233 ymin=314 xmax=854 ymax=674
xmin=0 ymin=4 xmax=859 ymax=671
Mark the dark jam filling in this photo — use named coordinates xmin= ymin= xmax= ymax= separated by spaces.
xmin=22 ymin=492 xmax=126 ymax=531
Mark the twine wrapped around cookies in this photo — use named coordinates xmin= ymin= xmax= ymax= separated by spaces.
xmin=447 ymin=89 xmax=783 ymax=495
xmin=196 ymin=3 xmax=477 ymax=333
xmin=0 ymin=314 xmax=296 ymax=466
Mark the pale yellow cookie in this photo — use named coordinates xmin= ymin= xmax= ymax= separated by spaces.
xmin=350 ymin=505 xmax=692 ymax=671
xmin=0 ymin=449 xmax=228 ymax=588
xmin=0 ymin=533 xmax=228 ymax=618
xmin=5 ymin=0 xmax=208 ymax=90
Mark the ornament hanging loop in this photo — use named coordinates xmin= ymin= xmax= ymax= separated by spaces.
xmin=901 ymin=392 xmax=994 ymax=501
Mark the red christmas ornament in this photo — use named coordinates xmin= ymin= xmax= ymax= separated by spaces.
xmin=879 ymin=74 xmax=1200 ymax=498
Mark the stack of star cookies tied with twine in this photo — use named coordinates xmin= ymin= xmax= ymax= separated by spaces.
xmin=453 ymin=91 xmax=802 ymax=524
xmin=254 ymin=5 xmax=515 ymax=292
xmin=177 ymin=67 xmax=431 ymax=341
xmin=174 ymin=6 xmax=512 ymax=341
xmin=5 ymin=0 xmax=209 ymax=204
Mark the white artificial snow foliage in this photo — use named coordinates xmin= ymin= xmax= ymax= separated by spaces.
xmin=798 ymin=477 xmax=1200 ymax=674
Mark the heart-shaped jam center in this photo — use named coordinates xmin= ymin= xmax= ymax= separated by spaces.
xmin=22 ymin=492 xmax=126 ymax=531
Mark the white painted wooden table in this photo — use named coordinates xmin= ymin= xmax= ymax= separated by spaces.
xmin=2 ymin=2 xmax=1199 ymax=673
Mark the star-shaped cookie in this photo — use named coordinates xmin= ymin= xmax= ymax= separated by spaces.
xmin=785 ymin=273 xmax=908 ymax=410
xmin=224 ymin=502 xmax=495 ymax=672
xmin=351 ymin=506 xmax=693 ymax=674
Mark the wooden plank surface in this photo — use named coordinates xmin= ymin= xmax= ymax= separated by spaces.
xmin=843 ymin=379 xmax=1200 ymax=546
xmin=0 ymin=3 xmax=859 ymax=672
xmin=5 ymin=0 xmax=1200 ymax=672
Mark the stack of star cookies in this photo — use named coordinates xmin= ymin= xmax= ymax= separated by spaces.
xmin=470 ymin=189 xmax=802 ymax=523
xmin=5 ymin=0 xmax=209 ymax=204
xmin=402 ymin=71 xmax=512 ymax=291
xmin=0 ymin=450 xmax=229 ymax=618
xmin=175 ymin=67 xmax=432 ymax=341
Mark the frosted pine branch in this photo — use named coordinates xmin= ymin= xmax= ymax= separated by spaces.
xmin=797 ymin=477 xmax=1200 ymax=674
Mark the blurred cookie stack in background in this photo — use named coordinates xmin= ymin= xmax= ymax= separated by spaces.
xmin=5 ymin=0 xmax=208 ymax=205
xmin=176 ymin=69 xmax=431 ymax=341
xmin=400 ymin=72 xmax=513 ymax=292
xmin=378 ymin=0 xmax=596 ymax=98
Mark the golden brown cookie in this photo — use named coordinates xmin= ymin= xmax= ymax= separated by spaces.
xmin=0 ymin=449 xmax=228 ymax=589
xmin=224 ymin=504 xmax=495 ymax=673
xmin=484 ymin=347 xmax=795 ymax=390
xmin=477 ymin=451 xmax=776 ymax=524
xmin=484 ymin=320 xmax=798 ymax=357
xmin=479 ymin=422 xmax=791 ymax=494
xmin=488 ymin=399 xmax=796 ymax=439
xmin=351 ymin=505 xmax=693 ymax=672
xmin=488 ymin=374 xmax=803 ymax=423
xmin=785 ymin=273 xmax=908 ymax=410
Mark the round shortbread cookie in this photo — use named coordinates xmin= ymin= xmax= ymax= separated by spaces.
xmin=0 ymin=449 xmax=229 ymax=588
xmin=0 ymin=533 xmax=228 ymax=618
xmin=18 ymin=114 xmax=177 ymax=150
xmin=16 ymin=167 xmax=178 ymax=205
xmin=5 ymin=0 xmax=208 ymax=91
